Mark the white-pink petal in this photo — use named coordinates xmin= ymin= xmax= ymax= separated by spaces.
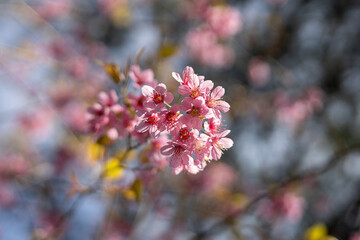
xmin=218 ymin=137 xmax=233 ymax=149
xmin=155 ymin=83 xmax=167 ymax=94
xmin=141 ymin=85 xmax=154 ymax=98
xmin=172 ymin=72 xmax=183 ymax=83
xmin=178 ymin=85 xmax=192 ymax=95
xmin=211 ymin=86 xmax=225 ymax=100
xmin=164 ymin=92 xmax=174 ymax=104
xmin=217 ymin=100 xmax=230 ymax=112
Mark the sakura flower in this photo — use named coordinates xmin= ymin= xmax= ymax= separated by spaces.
xmin=205 ymin=86 xmax=230 ymax=119
xmin=160 ymin=142 xmax=199 ymax=175
xmin=158 ymin=105 xmax=182 ymax=135
xmin=207 ymin=130 xmax=233 ymax=160
xmin=129 ymin=65 xmax=157 ymax=88
xmin=178 ymin=74 xmax=213 ymax=99
xmin=172 ymin=66 xmax=195 ymax=86
xmin=173 ymin=125 xmax=196 ymax=145
xmin=191 ymin=132 xmax=210 ymax=165
xmin=180 ymin=97 xmax=211 ymax=130
xmin=135 ymin=110 xmax=162 ymax=138
xmin=142 ymin=83 xmax=174 ymax=109
xmin=204 ymin=117 xmax=224 ymax=134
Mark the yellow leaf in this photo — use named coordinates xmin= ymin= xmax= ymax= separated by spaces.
xmin=122 ymin=179 xmax=142 ymax=202
xmin=88 ymin=142 xmax=105 ymax=161
xmin=111 ymin=5 xmax=131 ymax=27
xmin=103 ymin=157 xmax=124 ymax=180
xmin=304 ymin=223 xmax=327 ymax=240
xmin=159 ymin=43 xmax=177 ymax=59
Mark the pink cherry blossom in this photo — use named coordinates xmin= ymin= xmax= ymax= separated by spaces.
xmin=158 ymin=105 xmax=182 ymax=135
xmin=172 ymin=66 xmax=195 ymax=86
xmin=204 ymin=117 xmax=224 ymax=134
xmin=142 ymin=83 xmax=174 ymax=109
xmin=129 ymin=65 xmax=157 ymax=88
xmin=207 ymin=130 xmax=233 ymax=160
xmin=173 ymin=125 xmax=196 ymax=145
xmin=135 ymin=110 xmax=161 ymax=138
xmin=178 ymin=74 xmax=213 ymax=99
xmin=205 ymin=86 xmax=230 ymax=119
xmin=180 ymin=97 xmax=211 ymax=130
xmin=191 ymin=132 xmax=210 ymax=164
xmin=160 ymin=142 xmax=199 ymax=175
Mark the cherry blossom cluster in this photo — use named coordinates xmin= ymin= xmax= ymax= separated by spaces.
xmin=135 ymin=66 xmax=233 ymax=174
xmin=87 ymin=65 xmax=233 ymax=174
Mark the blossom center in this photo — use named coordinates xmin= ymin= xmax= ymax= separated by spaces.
xmin=178 ymin=128 xmax=191 ymax=141
xmin=166 ymin=112 xmax=177 ymax=123
xmin=188 ymin=106 xmax=200 ymax=116
xmin=190 ymin=89 xmax=200 ymax=98
xmin=146 ymin=114 xmax=159 ymax=124
xmin=153 ymin=93 xmax=164 ymax=104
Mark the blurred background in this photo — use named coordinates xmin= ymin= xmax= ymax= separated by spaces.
xmin=0 ymin=0 xmax=360 ymax=239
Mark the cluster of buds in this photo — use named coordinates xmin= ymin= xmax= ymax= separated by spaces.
xmin=87 ymin=65 xmax=233 ymax=174
xmin=135 ymin=66 xmax=233 ymax=174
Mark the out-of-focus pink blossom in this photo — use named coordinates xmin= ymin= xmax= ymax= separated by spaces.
xmin=350 ymin=234 xmax=360 ymax=240
xmin=199 ymin=163 xmax=237 ymax=193
xmin=186 ymin=29 xmax=234 ymax=68
xmin=182 ymin=0 xmax=210 ymax=19
xmin=275 ymin=88 xmax=323 ymax=128
xmin=65 ymin=56 xmax=89 ymax=79
xmin=62 ymin=103 xmax=88 ymax=133
xmin=35 ymin=0 xmax=71 ymax=19
xmin=87 ymin=90 xmax=124 ymax=140
xmin=0 ymin=182 xmax=16 ymax=208
xmin=206 ymin=6 xmax=242 ymax=38
xmin=248 ymin=58 xmax=271 ymax=87
xmin=97 ymin=0 xmax=127 ymax=15
xmin=0 ymin=155 xmax=29 ymax=179
xmin=129 ymin=65 xmax=157 ymax=89
xmin=147 ymin=135 xmax=169 ymax=169
xmin=19 ymin=107 xmax=54 ymax=137
xmin=259 ymin=190 xmax=305 ymax=222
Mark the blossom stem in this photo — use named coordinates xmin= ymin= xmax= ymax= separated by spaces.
xmin=176 ymin=95 xmax=181 ymax=104
xmin=164 ymin=102 xmax=172 ymax=108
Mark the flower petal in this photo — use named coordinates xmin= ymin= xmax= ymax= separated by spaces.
xmin=141 ymin=85 xmax=154 ymax=98
xmin=211 ymin=86 xmax=225 ymax=100
xmin=165 ymin=92 xmax=174 ymax=104
xmin=178 ymin=85 xmax=192 ymax=95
